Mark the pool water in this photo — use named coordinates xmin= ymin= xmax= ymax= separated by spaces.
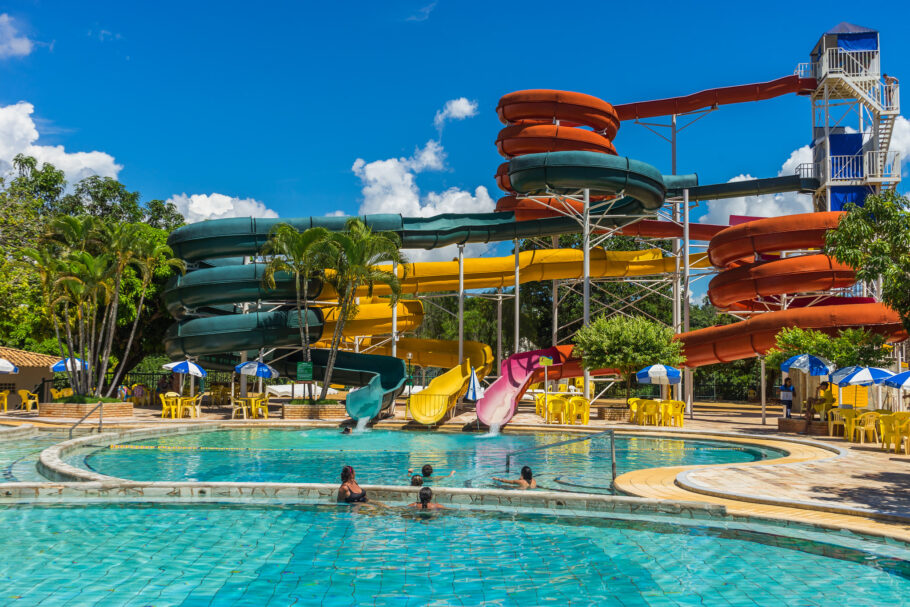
xmin=0 ymin=436 xmax=64 ymax=483
xmin=79 ymin=428 xmax=782 ymax=489
xmin=1 ymin=501 xmax=909 ymax=606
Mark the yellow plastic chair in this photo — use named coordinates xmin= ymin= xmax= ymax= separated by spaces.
xmin=534 ymin=393 xmax=548 ymax=417
xmin=179 ymin=394 xmax=202 ymax=419
xmin=898 ymin=420 xmax=910 ymax=455
xmin=546 ymin=397 xmax=568 ymax=424
xmin=851 ymin=411 xmax=880 ymax=444
xmin=828 ymin=409 xmax=847 ymax=437
xmin=556 ymin=383 xmax=568 ymax=393
xmin=231 ymin=397 xmax=251 ymax=419
xmin=627 ymin=398 xmax=642 ymax=424
xmin=879 ymin=414 xmax=900 ymax=453
xmin=567 ymin=396 xmax=590 ymax=425
xmin=641 ymin=401 xmax=661 ymax=426
xmin=0 ymin=390 xmax=8 ymax=413
xmin=50 ymin=388 xmax=63 ymax=400
xmin=17 ymin=390 xmax=38 ymax=411
xmin=159 ymin=393 xmax=178 ymax=418
xmin=666 ymin=400 xmax=685 ymax=428
xmin=61 ymin=387 xmax=74 ymax=398
xmin=252 ymin=393 xmax=270 ymax=419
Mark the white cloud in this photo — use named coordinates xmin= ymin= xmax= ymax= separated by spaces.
xmin=325 ymin=210 xmax=346 ymax=217
xmin=700 ymin=145 xmax=814 ymax=225
xmin=406 ymin=1 xmax=437 ymax=22
xmin=0 ymin=101 xmax=121 ymax=183
xmin=167 ymin=192 xmax=279 ymax=224
xmin=0 ymin=14 xmax=32 ymax=59
xmin=352 ymin=139 xmax=495 ymax=261
xmin=434 ymin=97 xmax=478 ymax=131
xmin=891 ymin=115 xmax=910 ymax=176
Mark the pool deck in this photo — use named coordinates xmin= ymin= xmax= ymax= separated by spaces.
xmin=4 ymin=399 xmax=910 ymax=541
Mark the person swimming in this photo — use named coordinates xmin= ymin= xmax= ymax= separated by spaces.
xmin=406 ymin=464 xmax=455 ymax=482
xmin=337 ymin=465 xmax=368 ymax=503
xmin=341 ymin=427 xmax=352 ymax=434
xmin=410 ymin=475 xmax=424 ymax=486
xmin=408 ymin=486 xmax=444 ymax=510
xmin=493 ymin=465 xmax=537 ymax=490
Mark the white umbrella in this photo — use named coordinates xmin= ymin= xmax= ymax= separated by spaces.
xmin=883 ymin=371 xmax=910 ymax=390
xmin=0 ymin=358 xmax=18 ymax=374
xmin=636 ymin=364 xmax=682 ymax=385
xmin=51 ymin=357 xmax=87 ymax=372
xmin=830 ymin=366 xmax=894 ymax=387
xmin=466 ymin=367 xmax=485 ymax=401
xmin=234 ymin=361 xmax=279 ymax=379
xmin=163 ymin=360 xmax=207 ymax=378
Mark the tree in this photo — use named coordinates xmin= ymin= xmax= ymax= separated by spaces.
xmin=573 ymin=314 xmax=685 ymax=401
xmin=825 ymin=191 xmax=910 ymax=333
xmin=319 ymin=218 xmax=407 ymax=400
xmin=764 ymin=327 xmax=890 ymax=372
xmin=260 ymin=223 xmax=331 ymax=396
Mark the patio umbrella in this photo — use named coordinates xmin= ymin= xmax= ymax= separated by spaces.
xmin=51 ymin=357 xmax=87 ymax=372
xmin=466 ymin=367 xmax=485 ymax=401
xmin=162 ymin=360 xmax=207 ymax=378
xmin=635 ymin=365 xmax=681 ymax=385
xmin=0 ymin=358 xmax=18 ymax=374
xmin=883 ymin=370 xmax=910 ymax=390
xmin=830 ymin=366 xmax=894 ymax=387
xmin=234 ymin=361 xmax=279 ymax=379
xmin=780 ymin=354 xmax=835 ymax=376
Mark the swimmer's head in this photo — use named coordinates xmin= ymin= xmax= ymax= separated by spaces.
xmin=521 ymin=466 xmax=533 ymax=481
xmin=410 ymin=475 xmax=423 ymax=487
xmin=421 ymin=464 xmax=433 ymax=477
xmin=419 ymin=486 xmax=432 ymax=508
xmin=341 ymin=465 xmax=354 ymax=482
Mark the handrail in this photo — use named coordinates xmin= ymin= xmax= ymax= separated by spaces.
xmin=505 ymin=429 xmax=616 ymax=482
xmin=69 ymin=401 xmax=104 ymax=439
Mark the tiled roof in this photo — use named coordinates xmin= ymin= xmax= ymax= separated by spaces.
xmin=0 ymin=346 xmax=59 ymax=368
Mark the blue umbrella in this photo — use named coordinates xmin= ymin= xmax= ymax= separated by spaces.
xmin=234 ymin=361 xmax=279 ymax=379
xmin=636 ymin=365 xmax=682 ymax=385
xmin=0 ymin=358 xmax=18 ymax=374
xmin=780 ymin=354 xmax=835 ymax=376
xmin=466 ymin=367 xmax=485 ymax=401
xmin=883 ymin=371 xmax=910 ymax=390
xmin=163 ymin=360 xmax=207 ymax=378
xmin=830 ymin=366 xmax=894 ymax=387
xmin=51 ymin=358 xmax=87 ymax=372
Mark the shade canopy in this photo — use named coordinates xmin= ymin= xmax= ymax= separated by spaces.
xmin=163 ymin=360 xmax=207 ymax=378
xmin=883 ymin=371 xmax=910 ymax=390
xmin=0 ymin=358 xmax=19 ymax=374
xmin=636 ymin=364 xmax=681 ymax=385
xmin=830 ymin=366 xmax=894 ymax=387
xmin=234 ymin=361 xmax=279 ymax=379
xmin=466 ymin=367 xmax=485 ymax=400
xmin=51 ymin=358 xmax=87 ymax=372
xmin=780 ymin=354 xmax=835 ymax=376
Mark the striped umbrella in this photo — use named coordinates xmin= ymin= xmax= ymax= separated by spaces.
xmin=234 ymin=361 xmax=279 ymax=379
xmin=636 ymin=365 xmax=682 ymax=385
xmin=51 ymin=357 xmax=87 ymax=372
xmin=830 ymin=366 xmax=894 ymax=387
xmin=780 ymin=354 xmax=835 ymax=376
xmin=883 ymin=371 xmax=910 ymax=390
xmin=466 ymin=367 xmax=485 ymax=401
xmin=163 ymin=360 xmax=207 ymax=378
xmin=0 ymin=358 xmax=19 ymax=374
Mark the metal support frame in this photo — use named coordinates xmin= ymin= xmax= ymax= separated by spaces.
xmin=582 ymin=188 xmax=591 ymax=400
xmin=514 ymin=239 xmax=520 ymax=355
xmin=391 ymin=261 xmax=398 ymax=358
xmin=458 ymin=244 xmax=465 ymax=364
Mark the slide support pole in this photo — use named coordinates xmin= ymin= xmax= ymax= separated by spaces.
xmin=583 ymin=188 xmax=591 ymax=401
xmin=683 ymin=188 xmax=693 ymax=418
xmin=760 ymin=357 xmax=767 ymax=425
xmin=496 ymin=287 xmax=503 ymax=376
xmin=514 ymin=239 xmax=520 ymax=355
xmin=458 ymin=244 xmax=465 ymax=364
xmin=391 ymin=261 xmax=398 ymax=358
xmin=552 ymin=235 xmax=559 ymax=347
xmin=671 ymin=114 xmax=680 ymax=334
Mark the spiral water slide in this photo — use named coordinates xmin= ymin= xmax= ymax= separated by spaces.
xmin=678 ymin=212 xmax=905 ymax=367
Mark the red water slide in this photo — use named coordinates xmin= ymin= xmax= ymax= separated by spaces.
xmin=613 ymin=75 xmax=817 ymax=121
xmin=678 ymin=213 xmax=905 ymax=367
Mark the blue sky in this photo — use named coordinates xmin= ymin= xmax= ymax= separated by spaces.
xmin=1 ymin=1 xmax=908 ymax=267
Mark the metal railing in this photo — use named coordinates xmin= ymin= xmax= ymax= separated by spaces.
xmin=822 ymin=48 xmax=879 ymax=79
xmin=828 ymin=154 xmax=864 ymax=181
xmin=794 ymin=62 xmax=815 ymax=79
xmin=505 ymin=429 xmax=616 ymax=482
xmin=69 ymin=401 xmax=104 ymax=439
xmin=825 ymin=151 xmax=901 ymax=183
xmin=795 ymin=162 xmax=818 ymax=179
xmin=865 ymin=150 xmax=901 ymax=180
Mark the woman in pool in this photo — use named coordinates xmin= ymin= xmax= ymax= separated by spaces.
xmin=337 ymin=465 xmax=368 ymax=504
xmin=408 ymin=487 xmax=444 ymax=510
xmin=410 ymin=475 xmax=423 ymax=486
xmin=407 ymin=464 xmax=455 ymax=482
xmin=493 ymin=466 xmax=537 ymax=490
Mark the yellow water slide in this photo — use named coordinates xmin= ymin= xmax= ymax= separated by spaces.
xmin=407 ymin=359 xmax=472 ymax=425
xmin=368 ymin=337 xmax=495 ymax=379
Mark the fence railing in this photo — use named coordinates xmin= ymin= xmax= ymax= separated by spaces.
xmin=865 ymin=151 xmax=901 ymax=180
xmin=822 ymin=48 xmax=879 ymax=79
xmin=828 ymin=154 xmax=864 ymax=181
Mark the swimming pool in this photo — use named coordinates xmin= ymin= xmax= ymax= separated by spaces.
xmin=0 ymin=436 xmax=64 ymax=483
xmin=2 ymin=501 xmax=908 ymax=605
xmin=74 ymin=428 xmax=782 ymax=490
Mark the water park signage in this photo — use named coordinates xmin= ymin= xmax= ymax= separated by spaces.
xmin=296 ymin=362 xmax=313 ymax=381
xmin=539 ymin=356 xmax=553 ymax=367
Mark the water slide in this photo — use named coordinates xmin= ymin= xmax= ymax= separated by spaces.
xmin=408 ymin=360 xmax=472 ymax=425
xmin=475 ymin=345 xmax=616 ymax=427
xmin=677 ymin=212 xmax=906 ymax=367
xmin=367 ymin=337 xmax=495 ymax=381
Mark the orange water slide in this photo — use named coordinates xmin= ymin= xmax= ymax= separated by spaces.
xmin=613 ymin=75 xmax=817 ymax=121
xmin=678 ymin=212 xmax=905 ymax=367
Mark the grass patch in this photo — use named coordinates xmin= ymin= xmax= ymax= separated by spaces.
xmin=54 ymin=395 xmax=123 ymax=404
xmin=288 ymin=398 xmax=337 ymax=405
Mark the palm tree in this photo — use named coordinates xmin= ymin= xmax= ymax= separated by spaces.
xmin=260 ymin=224 xmax=331 ymax=386
xmin=318 ymin=218 xmax=407 ymax=400
xmin=106 ymin=230 xmax=185 ymax=396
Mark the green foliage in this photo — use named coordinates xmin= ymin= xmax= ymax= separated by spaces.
xmin=825 ymin=191 xmax=910 ymax=333
xmin=764 ymin=327 xmax=890 ymax=371
xmin=54 ymin=395 xmax=122 ymax=404
xmin=573 ymin=314 xmax=685 ymax=399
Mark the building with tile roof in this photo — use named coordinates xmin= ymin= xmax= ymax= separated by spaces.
xmin=0 ymin=346 xmax=56 ymax=409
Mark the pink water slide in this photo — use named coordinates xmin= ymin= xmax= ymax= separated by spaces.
xmin=476 ymin=347 xmax=566 ymax=428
